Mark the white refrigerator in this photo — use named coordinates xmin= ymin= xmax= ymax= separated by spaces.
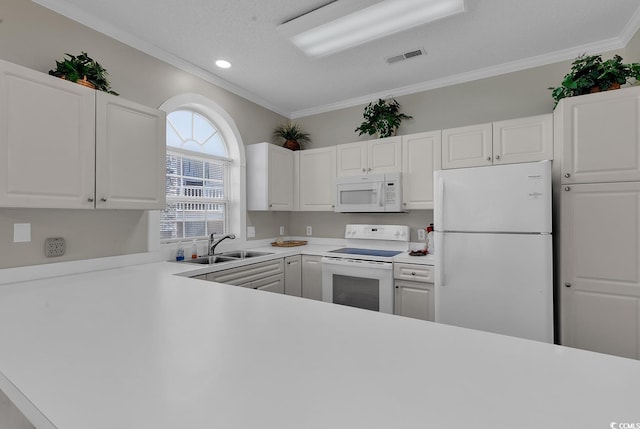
xmin=434 ymin=161 xmax=553 ymax=343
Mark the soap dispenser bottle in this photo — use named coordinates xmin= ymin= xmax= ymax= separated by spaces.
xmin=426 ymin=223 xmax=434 ymax=254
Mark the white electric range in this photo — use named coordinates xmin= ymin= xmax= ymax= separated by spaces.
xmin=321 ymin=224 xmax=409 ymax=313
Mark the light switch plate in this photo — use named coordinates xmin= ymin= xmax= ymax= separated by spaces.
xmin=418 ymin=228 xmax=426 ymax=241
xmin=306 ymin=226 xmax=313 ymax=236
xmin=13 ymin=223 xmax=31 ymax=243
xmin=279 ymin=226 xmax=285 ymax=236
xmin=247 ymin=226 xmax=256 ymax=238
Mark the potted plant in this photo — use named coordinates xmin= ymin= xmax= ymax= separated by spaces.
xmin=549 ymin=54 xmax=640 ymax=105
xmin=355 ymin=98 xmax=412 ymax=138
xmin=272 ymin=122 xmax=310 ymax=151
xmin=49 ymin=52 xmax=119 ymax=95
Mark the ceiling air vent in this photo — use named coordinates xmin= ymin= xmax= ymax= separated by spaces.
xmin=385 ymin=48 xmax=426 ymax=65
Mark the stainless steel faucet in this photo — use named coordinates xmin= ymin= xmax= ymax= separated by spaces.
xmin=208 ymin=233 xmax=236 ymax=255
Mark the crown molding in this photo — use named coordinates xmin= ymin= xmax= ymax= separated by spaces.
xmin=290 ymin=36 xmax=629 ymax=118
xmin=31 ymin=0 xmax=290 ymax=118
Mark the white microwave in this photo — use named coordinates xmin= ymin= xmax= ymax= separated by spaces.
xmin=335 ymin=172 xmax=403 ymax=213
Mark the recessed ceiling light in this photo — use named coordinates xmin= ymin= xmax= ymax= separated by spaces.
xmin=215 ymin=60 xmax=231 ymax=69
xmin=278 ymin=0 xmax=466 ymax=58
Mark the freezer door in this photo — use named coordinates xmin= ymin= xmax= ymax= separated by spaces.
xmin=434 ymin=161 xmax=552 ymax=233
xmin=434 ymin=231 xmax=553 ymax=343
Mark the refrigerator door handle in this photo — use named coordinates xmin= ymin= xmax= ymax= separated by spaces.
xmin=436 ymin=177 xmax=444 ymax=229
xmin=437 ymin=234 xmax=445 ymax=286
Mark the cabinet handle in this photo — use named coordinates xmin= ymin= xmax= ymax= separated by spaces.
xmin=565 ymin=282 xmax=571 ymax=288
xmin=564 ymin=186 xmax=571 ymax=192
xmin=269 ymin=204 xmax=273 ymax=208
xmin=100 ymin=198 xmax=107 ymax=202
xmin=495 ymin=155 xmax=501 ymax=160
xmin=564 ymin=173 xmax=571 ymax=178
xmin=331 ymin=205 xmax=335 ymax=208
xmin=486 ymin=156 xmax=491 ymax=161
xmin=87 ymin=197 xmax=94 ymax=203
xmin=362 ymin=168 xmax=366 ymax=172
xmin=403 ymin=202 xmax=407 ymax=206
xmin=411 ymin=272 xmax=416 ymax=275
xmin=395 ymin=286 xmax=399 ymax=289
xmin=367 ymin=168 xmax=371 ymax=172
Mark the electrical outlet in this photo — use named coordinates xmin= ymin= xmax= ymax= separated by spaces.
xmin=279 ymin=226 xmax=285 ymax=236
xmin=247 ymin=226 xmax=256 ymax=238
xmin=418 ymin=228 xmax=426 ymax=241
xmin=45 ymin=237 xmax=66 ymax=257
xmin=306 ymin=226 xmax=313 ymax=236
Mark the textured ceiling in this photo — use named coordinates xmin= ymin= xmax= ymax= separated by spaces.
xmin=33 ymin=0 xmax=640 ymax=117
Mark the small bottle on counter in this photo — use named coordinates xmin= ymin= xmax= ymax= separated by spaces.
xmin=426 ymin=223 xmax=434 ymax=254
xmin=191 ymin=240 xmax=198 ymax=259
xmin=176 ymin=246 xmax=185 ymax=261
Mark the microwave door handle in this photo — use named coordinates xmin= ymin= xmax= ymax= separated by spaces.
xmin=378 ymin=182 xmax=384 ymax=207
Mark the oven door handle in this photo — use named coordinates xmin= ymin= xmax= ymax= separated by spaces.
xmin=321 ymin=257 xmax=392 ymax=269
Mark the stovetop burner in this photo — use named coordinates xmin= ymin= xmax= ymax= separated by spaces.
xmin=329 ymin=247 xmax=404 ymax=258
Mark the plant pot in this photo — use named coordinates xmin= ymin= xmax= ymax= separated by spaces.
xmin=282 ymin=139 xmax=300 ymax=151
xmin=589 ymin=82 xmax=621 ymax=93
xmin=75 ymin=76 xmax=96 ymax=89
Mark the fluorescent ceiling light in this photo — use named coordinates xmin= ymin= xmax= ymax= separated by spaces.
xmin=278 ymin=0 xmax=466 ymax=58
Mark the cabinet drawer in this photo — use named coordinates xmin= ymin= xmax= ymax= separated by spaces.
xmin=206 ymin=259 xmax=284 ymax=285
xmin=393 ymin=263 xmax=434 ymax=283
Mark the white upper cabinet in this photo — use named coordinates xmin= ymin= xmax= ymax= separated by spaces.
xmin=336 ymin=136 xmax=401 ymax=176
xmin=442 ymin=115 xmax=553 ymax=169
xmin=246 ymin=142 xmax=293 ymax=211
xmin=556 ymin=86 xmax=640 ymax=184
xmin=298 ymin=146 xmax=336 ymax=211
xmin=0 ymin=59 xmax=166 ymax=210
xmin=441 ymin=123 xmax=492 ymax=169
xmin=493 ymin=114 xmax=553 ymax=165
xmin=95 ymin=92 xmax=166 ymax=210
xmin=0 ymin=58 xmax=96 ymax=208
xmin=401 ymin=131 xmax=441 ymax=210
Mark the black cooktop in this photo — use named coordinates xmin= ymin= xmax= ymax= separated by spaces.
xmin=329 ymin=247 xmax=403 ymax=257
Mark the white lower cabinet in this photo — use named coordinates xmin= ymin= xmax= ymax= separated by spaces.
xmin=393 ymin=263 xmax=435 ymax=322
xmin=560 ymin=182 xmax=640 ymax=359
xmin=301 ymin=255 xmax=323 ymax=301
xmin=284 ymin=255 xmax=302 ymax=296
xmin=205 ymin=259 xmax=285 ymax=293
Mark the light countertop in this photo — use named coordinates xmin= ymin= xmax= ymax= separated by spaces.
xmin=1 ymin=260 xmax=639 ymax=429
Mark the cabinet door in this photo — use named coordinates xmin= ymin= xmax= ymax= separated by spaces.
xmin=401 ymin=131 xmax=441 ymax=210
xmin=0 ymin=59 xmax=95 ymax=208
xmin=368 ymin=136 xmax=402 ymax=174
xmin=393 ymin=263 xmax=434 ymax=283
xmin=441 ymin=123 xmax=492 ymax=169
xmin=252 ymin=273 xmax=285 ymax=294
xmin=560 ymin=182 xmax=640 ymax=359
xmin=299 ymin=147 xmax=336 ymax=211
xmin=207 ymin=259 xmax=284 ymax=284
xmin=301 ymin=255 xmax=323 ymax=300
xmin=394 ymin=280 xmax=434 ymax=322
xmin=268 ymin=144 xmax=294 ymax=210
xmin=284 ymin=255 xmax=302 ymax=296
xmin=336 ymin=142 xmax=367 ymax=177
xmin=557 ymin=86 xmax=640 ymax=184
xmin=493 ymin=114 xmax=553 ymax=165
xmin=95 ymin=92 xmax=166 ymax=209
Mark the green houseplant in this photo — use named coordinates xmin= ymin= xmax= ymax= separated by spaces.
xmin=355 ymin=98 xmax=412 ymax=138
xmin=49 ymin=52 xmax=119 ymax=95
xmin=273 ymin=122 xmax=311 ymax=151
xmin=549 ymin=54 xmax=640 ymax=105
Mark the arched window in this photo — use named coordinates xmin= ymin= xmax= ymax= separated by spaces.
xmin=156 ymin=94 xmax=245 ymax=244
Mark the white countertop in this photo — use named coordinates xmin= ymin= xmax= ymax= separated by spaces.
xmin=1 ymin=260 xmax=639 ymax=429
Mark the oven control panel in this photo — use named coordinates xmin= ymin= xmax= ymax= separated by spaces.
xmin=345 ymin=224 xmax=409 ymax=241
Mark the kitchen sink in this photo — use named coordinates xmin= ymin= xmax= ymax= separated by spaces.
xmin=220 ymin=250 xmax=273 ymax=259
xmin=179 ymin=250 xmax=273 ymax=265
